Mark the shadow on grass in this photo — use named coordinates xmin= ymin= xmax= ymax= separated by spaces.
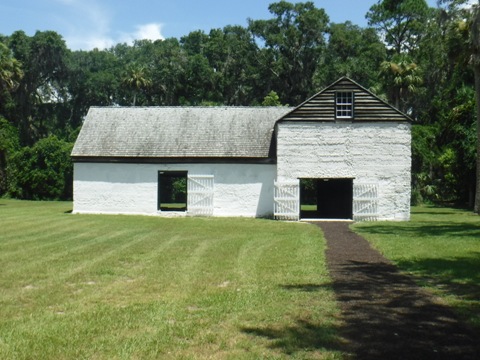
xmin=64 ymin=209 xmax=73 ymax=214
xmin=241 ymin=319 xmax=346 ymax=357
xmin=357 ymin=222 xmax=480 ymax=238
xmin=241 ymin=283 xmax=347 ymax=357
xmin=396 ymin=254 xmax=480 ymax=324
xmin=413 ymin=210 xmax=467 ymax=215
xmin=330 ymin=260 xmax=480 ymax=360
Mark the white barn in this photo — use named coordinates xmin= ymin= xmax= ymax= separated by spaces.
xmin=71 ymin=77 xmax=412 ymax=221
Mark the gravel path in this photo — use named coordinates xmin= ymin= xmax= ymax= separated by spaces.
xmin=312 ymin=221 xmax=480 ymax=360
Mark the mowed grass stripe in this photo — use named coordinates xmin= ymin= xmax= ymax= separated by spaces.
xmin=0 ymin=200 xmax=344 ymax=359
xmin=0 ymin=220 xmax=108 ymax=260
xmin=0 ymin=214 xmax=77 ymax=243
xmin=1 ymin=231 xmax=157 ymax=316
xmin=1 ymin=227 xmax=140 ymax=282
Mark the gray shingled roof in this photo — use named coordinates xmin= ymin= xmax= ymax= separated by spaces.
xmin=71 ymin=107 xmax=292 ymax=159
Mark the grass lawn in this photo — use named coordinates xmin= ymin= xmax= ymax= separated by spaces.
xmin=0 ymin=199 xmax=343 ymax=359
xmin=352 ymin=206 xmax=480 ymax=330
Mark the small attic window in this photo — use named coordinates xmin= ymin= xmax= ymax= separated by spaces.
xmin=336 ymin=92 xmax=354 ymax=119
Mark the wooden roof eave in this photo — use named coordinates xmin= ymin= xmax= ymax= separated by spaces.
xmin=71 ymin=156 xmax=277 ymax=165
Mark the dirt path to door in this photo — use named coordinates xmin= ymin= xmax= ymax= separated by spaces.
xmin=312 ymin=221 xmax=480 ymax=360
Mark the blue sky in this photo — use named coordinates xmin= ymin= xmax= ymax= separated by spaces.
xmin=1 ymin=0 xmax=441 ymax=50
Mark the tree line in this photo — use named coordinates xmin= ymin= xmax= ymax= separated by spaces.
xmin=0 ymin=0 xmax=479 ymax=212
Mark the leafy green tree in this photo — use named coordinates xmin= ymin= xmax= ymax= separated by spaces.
xmin=179 ymin=31 xmax=216 ymax=104
xmin=146 ymin=38 xmax=187 ymax=105
xmin=203 ymin=26 xmax=259 ymax=105
xmin=0 ymin=42 xmax=22 ymax=196
xmin=0 ymin=42 xmax=23 ymax=91
xmin=262 ymin=90 xmax=283 ymax=106
xmin=0 ymin=116 xmax=19 ymax=195
xmin=366 ymin=0 xmax=431 ymax=55
xmin=181 ymin=53 xmax=216 ymax=105
xmin=318 ymin=22 xmax=386 ymax=88
xmin=8 ymin=31 xmax=69 ymax=145
xmin=424 ymin=0 xmax=480 ymax=210
xmin=411 ymin=124 xmax=439 ymax=204
xmin=180 ymin=30 xmax=210 ymax=56
xmin=67 ymin=49 xmax=121 ymax=130
xmin=7 ymin=136 xmax=73 ymax=200
xmin=180 ymin=26 xmax=261 ymax=105
xmin=249 ymin=1 xmax=329 ymax=105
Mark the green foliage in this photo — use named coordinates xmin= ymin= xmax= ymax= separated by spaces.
xmin=412 ymin=84 xmax=477 ymax=205
xmin=317 ymin=22 xmax=386 ymax=88
xmin=0 ymin=116 xmax=19 ymax=153
xmin=411 ymin=124 xmax=439 ymax=204
xmin=7 ymin=136 xmax=73 ymax=200
xmin=7 ymin=30 xmax=69 ymax=145
xmin=67 ymin=49 xmax=121 ymax=127
xmin=366 ymin=0 xmax=431 ymax=54
xmin=171 ymin=177 xmax=187 ymax=202
xmin=249 ymin=1 xmax=330 ymax=104
xmin=261 ymin=90 xmax=283 ymax=106
xmin=0 ymin=117 xmax=19 ymax=195
xmin=378 ymin=54 xmax=423 ymax=112
xmin=0 ymin=42 xmax=23 ymax=91
xmin=121 ymin=63 xmax=152 ymax=106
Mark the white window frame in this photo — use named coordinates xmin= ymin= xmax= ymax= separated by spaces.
xmin=336 ymin=91 xmax=354 ymax=119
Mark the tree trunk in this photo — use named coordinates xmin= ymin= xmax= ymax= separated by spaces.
xmin=475 ymin=64 xmax=480 ymax=213
xmin=473 ymin=3 xmax=480 ymax=214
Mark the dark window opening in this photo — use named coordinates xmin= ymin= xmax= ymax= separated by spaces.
xmin=300 ymin=178 xmax=353 ymax=219
xmin=158 ymin=171 xmax=187 ymax=211
xmin=336 ymin=91 xmax=354 ymax=119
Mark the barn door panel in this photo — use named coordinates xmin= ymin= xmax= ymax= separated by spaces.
xmin=274 ymin=180 xmax=300 ymax=221
xmin=187 ymin=175 xmax=214 ymax=216
xmin=353 ymin=183 xmax=378 ymax=221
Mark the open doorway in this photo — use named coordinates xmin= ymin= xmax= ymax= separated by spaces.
xmin=158 ymin=171 xmax=187 ymax=211
xmin=300 ymin=178 xmax=353 ymax=219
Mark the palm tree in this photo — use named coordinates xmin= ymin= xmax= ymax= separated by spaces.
xmin=379 ymin=56 xmax=422 ymax=113
xmin=122 ymin=64 xmax=152 ymax=106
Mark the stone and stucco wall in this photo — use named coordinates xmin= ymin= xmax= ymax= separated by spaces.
xmin=73 ymin=162 xmax=275 ymax=217
xmin=276 ymin=122 xmax=411 ymax=220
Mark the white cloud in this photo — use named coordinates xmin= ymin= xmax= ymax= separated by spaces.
xmin=54 ymin=0 xmax=164 ymax=50
xmin=135 ymin=23 xmax=165 ymax=41
xmin=66 ymin=35 xmax=115 ymax=51
xmin=119 ymin=23 xmax=165 ymax=45
xmin=53 ymin=0 xmax=112 ymax=50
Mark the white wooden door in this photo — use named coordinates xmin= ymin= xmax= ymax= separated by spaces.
xmin=353 ymin=183 xmax=378 ymax=221
xmin=274 ymin=180 xmax=300 ymax=221
xmin=187 ymin=175 xmax=214 ymax=216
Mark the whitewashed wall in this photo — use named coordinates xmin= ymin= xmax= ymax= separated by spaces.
xmin=73 ymin=162 xmax=275 ymax=217
xmin=276 ymin=122 xmax=411 ymax=220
